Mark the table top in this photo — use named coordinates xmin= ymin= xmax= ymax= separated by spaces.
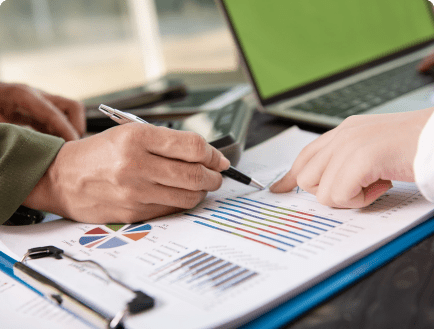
xmin=245 ymin=110 xmax=434 ymax=329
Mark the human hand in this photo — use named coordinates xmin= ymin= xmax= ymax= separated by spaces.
xmin=23 ymin=123 xmax=230 ymax=223
xmin=0 ymin=82 xmax=85 ymax=141
xmin=270 ymin=108 xmax=434 ymax=208
xmin=418 ymin=52 xmax=434 ymax=73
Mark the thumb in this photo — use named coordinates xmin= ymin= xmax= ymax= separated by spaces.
xmin=339 ymin=179 xmax=393 ymax=208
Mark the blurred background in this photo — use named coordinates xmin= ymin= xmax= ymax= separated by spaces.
xmin=0 ymin=0 xmax=239 ymax=100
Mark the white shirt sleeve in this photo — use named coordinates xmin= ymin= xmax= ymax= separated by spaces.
xmin=414 ymin=112 xmax=434 ymax=202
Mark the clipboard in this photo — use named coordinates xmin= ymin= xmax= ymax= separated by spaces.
xmin=240 ymin=215 xmax=434 ymax=329
xmin=1 ymin=246 xmax=154 ymax=329
xmin=2 ymin=216 xmax=434 ymax=329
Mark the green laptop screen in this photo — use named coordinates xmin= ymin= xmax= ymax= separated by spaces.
xmin=223 ymin=0 xmax=434 ymax=100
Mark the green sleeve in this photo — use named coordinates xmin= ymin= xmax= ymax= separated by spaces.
xmin=0 ymin=124 xmax=65 ymax=224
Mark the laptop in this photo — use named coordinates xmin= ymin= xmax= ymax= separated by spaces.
xmin=218 ymin=0 xmax=434 ymax=128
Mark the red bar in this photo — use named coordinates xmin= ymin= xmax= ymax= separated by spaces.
xmin=270 ymin=224 xmax=302 ymax=232
xmin=235 ymin=226 xmax=259 ymax=236
xmin=242 ymin=236 xmax=279 ymax=249
xmin=281 ymin=213 xmax=313 ymax=222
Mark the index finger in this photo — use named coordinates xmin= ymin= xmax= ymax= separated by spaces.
xmin=270 ymin=128 xmax=338 ymax=193
xmin=139 ymin=125 xmax=230 ymax=172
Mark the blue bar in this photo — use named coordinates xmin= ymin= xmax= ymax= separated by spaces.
xmin=240 ymin=216 xmax=434 ymax=329
xmin=238 ymin=197 xmax=344 ymax=225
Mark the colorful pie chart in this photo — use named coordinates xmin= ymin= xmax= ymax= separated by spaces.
xmin=79 ymin=223 xmax=152 ymax=249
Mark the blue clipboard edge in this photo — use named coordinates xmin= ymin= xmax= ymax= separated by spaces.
xmin=2 ymin=216 xmax=434 ymax=329
xmin=0 ymin=250 xmax=42 ymax=296
xmin=0 ymin=250 xmax=99 ymax=329
xmin=240 ymin=216 xmax=434 ymax=329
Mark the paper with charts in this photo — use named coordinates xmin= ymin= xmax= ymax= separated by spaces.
xmin=0 ymin=268 xmax=90 ymax=329
xmin=1 ymin=126 xmax=434 ymax=329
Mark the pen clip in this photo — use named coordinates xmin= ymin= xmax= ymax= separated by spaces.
xmin=21 ymin=245 xmax=64 ymax=262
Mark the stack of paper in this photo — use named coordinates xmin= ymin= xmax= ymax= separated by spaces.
xmin=1 ymin=127 xmax=433 ymax=329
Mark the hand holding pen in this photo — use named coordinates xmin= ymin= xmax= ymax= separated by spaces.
xmin=98 ymin=104 xmax=265 ymax=190
xmin=25 ymin=112 xmax=235 ymax=223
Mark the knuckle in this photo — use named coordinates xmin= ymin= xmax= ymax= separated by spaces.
xmin=159 ymin=128 xmax=179 ymax=152
xmin=208 ymin=149 xmax=220 ymax=169
xmin=209 ymin=175 xmax=223 ymax=191
xmin=331 ymin=193 xmax=350 ymax=207
xmin=126 ymin=123 xmax=143 ymax=140
xmin=346 ymin=149 xmax=370 ymax=173
xmin=296 ymin=174 xmax=310 ymax=191
xmin=118 ymin=209 xmax=142 ymax=224
xmin=9 ymin=83 xmax=30 ymax=95
xmin=163 ymin=161 xmax=180 ymax=182
xmin=316 ymin=189 xmax=332 ymax=207
xmin=180 ymin=191 xmax=205 ymax=209
xmin=315 ymin=193 xmax=329 ymax=206
xmin=117 ymin=125 xmax=135 ymax=145
xmin=111 ymin=160 xmax=129 ymax=184
xmin=342 ymin=115 xmax=355 ymax=124
xmin=292 ymin=146 xmax=315 ymax=172
xmin=110 ymin=169 xmax=123 ymax=186
xmin=299 ymin=143 xmax=315 ymax=157
xmin=68 ymin=100 xmax=85 ymax=114
xmin=1 ymin=83 xmax=30 ymax=101
xmin=116 ymin=187 xmax=136 ymax=204
xmin=187 ymin=164 xmax=206 ymax=189
xmin=116 ymin=124 xmax=142 ymax=153
xmin=341 ymin=115 xmax=359 ymax=126
xmin=353 ymin=147 xmax=371 ymax=165
xmin=187 ymin=132 xmax=207 ymax=159
xmin=334 ymin=127 xmax=352 ymax=141
xmin=296 ymin=173 xmax=307 ymax=189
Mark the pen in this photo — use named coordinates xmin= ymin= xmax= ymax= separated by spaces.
xmin=98 ymin=104 xmax=265 ymax=190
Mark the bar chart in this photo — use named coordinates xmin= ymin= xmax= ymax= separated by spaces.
xmin=185 ymin=197 xmax=343 ymax=252
xmin=148 ymin=250 xmax=258 ymax=297
xmin=293 ymin=182 xmax=423 ymax=214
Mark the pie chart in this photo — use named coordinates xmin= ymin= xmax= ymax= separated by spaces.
xmin=79 ymin=223 xmax=152 ymax=249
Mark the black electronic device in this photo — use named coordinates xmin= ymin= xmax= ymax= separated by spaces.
xmin=150 ymin=95 xmax=255 ymax=166
xmin=84 ymin=79 xmax=188 ymax=112
xmin=86 ymin=83 xmax=252 ymax=131
xmin=85 ymin=82 xmax=255 ymax=165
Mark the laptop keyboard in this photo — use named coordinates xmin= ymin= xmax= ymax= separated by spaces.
xmin=291 ymin=60 xmax=434 ymax=118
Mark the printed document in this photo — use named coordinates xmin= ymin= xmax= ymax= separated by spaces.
xmin=1 ymin=127 xmax=433 ymax=329
xmin=0 ymin=241 xmax=90 ymax=328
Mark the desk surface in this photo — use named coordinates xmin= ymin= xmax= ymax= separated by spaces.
xmin=245 ymin=110 xmax=434 ymax=329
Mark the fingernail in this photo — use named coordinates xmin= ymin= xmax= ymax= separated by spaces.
xmin=219 ymin=156 xmax=230 ymax=170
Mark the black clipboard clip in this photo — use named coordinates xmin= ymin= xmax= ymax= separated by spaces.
xmin=13 ymin=246 xmax=154 ymax=329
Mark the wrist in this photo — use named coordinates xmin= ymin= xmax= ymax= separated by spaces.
xmin=22 ymin=142 xmax=66 ymax=217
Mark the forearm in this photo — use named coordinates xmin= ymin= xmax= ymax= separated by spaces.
xmin=0 ymin=124 xmax=64 ymax=224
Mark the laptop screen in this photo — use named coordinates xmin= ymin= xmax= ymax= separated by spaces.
xmin=221 ymin=0 xmax=434 ymax=103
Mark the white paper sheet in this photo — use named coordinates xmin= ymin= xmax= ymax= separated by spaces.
xmin=1 ymin=126 xmax=433 ymax=329
xmin=0 ymin=265 xmax=90 ymax=329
